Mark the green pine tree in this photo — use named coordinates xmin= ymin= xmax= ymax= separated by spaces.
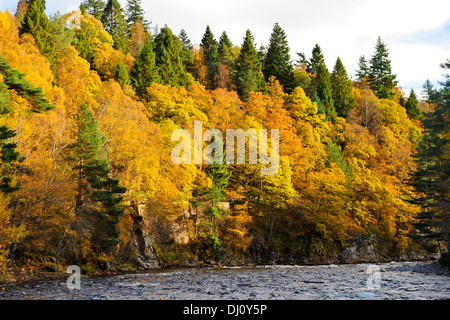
xmin=80 ymin=3 xmax=87 ymax=14
xmin=422 ymin=79 xmax=442 ymax=105
xmin=368 ymin=36 xmax=398 ymax=99
xmin=0 ymin=126 xmax=22 ymax=194
xmin=0 ymin=55 xmax=55 ymax=113
xmin=73 ymin=28 xmax=95 ymax=66
xmin=331 ymin=57 xmax=354 ymax=118
xmin=102 ymin=0 xmax=129 ymax=53
xmin=304 ymin=44 xmax=326 ymax=99
xmin=405 ymin=89 xmax=421 ymax=120
xmin=411 ymin=59 xmax=449 ymax=259
xmin=202 ymin=163 xmax=231 ymax=260
xmin=308 ymin=44 xmax=325 ymax=75
xmin=178 ymin=29 xmax=194 ymax=72
xmin=72 ymin=103 xmax=126 ymax=254
xmin=0 ymin=83 xmax=12 ymax=115
xmin=316 ymin=63 xmax=336 ymax=123
xmin=125 ymin=0 xmax=149 ymax=29
xmin=356 ymin=55 xmax=369 ymax=80
xmin=114 ymin=60 xmax=131 ymax=86
xmin=156 ymin=44 xmax=176 ymax=86
xmin=130 ymin=37 xmax=160 ymax=100
xmin=200 ymin=26 xmax=219 ymax=89
xmin=234 ymin=30 xmax=266 ymax=101
xmin=18 ymin=0 xmax=56 ymax=72
xmin=218 ymin=31 xmax=234 ymax=68
xmin=155 ymin=27 xmax=193 ymax=87
xmin=326 ymin=141 xmax=353 ymax=180
xmin=262 ymin=23 xmax=294 ymax=93
xmin=82 ymin=0 xmax=105 ymax=20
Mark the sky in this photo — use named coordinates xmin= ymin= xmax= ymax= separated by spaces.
xmin=1 ymin=0 xmax=449 ymax=97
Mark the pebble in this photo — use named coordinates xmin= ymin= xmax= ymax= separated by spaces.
xmin=0 ymin=261 xmax=448 ymax=300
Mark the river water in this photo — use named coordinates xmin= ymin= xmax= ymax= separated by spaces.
xmin=1 ymin=261 xmax=448 ymax=300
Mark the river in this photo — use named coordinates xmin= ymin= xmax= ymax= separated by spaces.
xmin=0 ymin=261 xmax=448 ymax=300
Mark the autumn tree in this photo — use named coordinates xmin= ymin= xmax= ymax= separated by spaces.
xmin=263 ymin=23 xmax=294 ymax=93
xmin=128 ymin=21 xmax=148 ymax=57
xmin=18 ymin=0 xmax=56 ymax=72
xmin=0 ymin=52 xmax=56 ymax=274
xmin=102 ymin=0 xmax=129 ymax=53
xmin=233 ymin=30 xmax=266 ymax=101
xmin=191 ymin=47 xmax=208 ymax=85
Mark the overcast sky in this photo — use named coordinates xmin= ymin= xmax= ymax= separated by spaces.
xmin=1 ymin=0 xmax=449 ymax=96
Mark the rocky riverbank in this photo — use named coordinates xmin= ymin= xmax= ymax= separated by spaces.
xmin=1 ymin=261 xmax=448 ymax=300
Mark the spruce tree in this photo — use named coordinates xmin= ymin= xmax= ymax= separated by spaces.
xmin=308 ymin=44 xmax=325 ymax=75
xmin=368 ymin=36 xmax=398 ymax=99
xmin=234 ymin=30 xmax=266 ymax=101
xmin=125 ymin=0 xmax=149 ymax=29
xmin=331 ymin=57 xmax=354 ymax=118
xmin=19 ymin=0 xmax=56 ymax=72
xmin=202 ymin=163 xmax=231 ymax=260
xmin=218 ymin=31 xmax=234 ymax=68
xmin=200 ymin=26 xmax=220 ymax=89
xmin=155 ymin=27 xmax=193 ymax=87
xmin=356 ymin=55 xmax=369 ymax=80
xmin=178 ymin=29 xmax=194 ymax=73
xmin=102 ymin=0 xmax=129 ymax=53
xmin=80 ymin=3 xmax=86 ymax=14
xmin=304 ymin=44 xmax=326 ymax=99
xmin=405 ymin=89 xmax=421 ymax=120
xmin=412 ymin=60 xmax=449 ymax=255
xmin=0 ymin=125 xmax=23 ymax=194
xmin=82 ymin=0 xmax=105 ymax=20
xmin=114 ymin=60 xmax=131 ymax=86
xmin=316 ymin=63 xmax=336 ymax=123
xmin=422 ymin=79 xmax=442 ymax=105
xmin=130 ymin=37 xmax=160 ymax=100
xmin=263 ymin=23 xmax=294 ymax=93
xmin=72 ymin=103 xmax=126 ymax=254
xmin=156 ymin=44 xmax=176 ymax=86
xmin=73 ymin=29 xmax=95 ymax=66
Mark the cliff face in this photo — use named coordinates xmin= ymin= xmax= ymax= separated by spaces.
xmin=134 ymin=203 xmax=435 ymax=269
xmin=115 ymin=201 xmax=160 ymax=270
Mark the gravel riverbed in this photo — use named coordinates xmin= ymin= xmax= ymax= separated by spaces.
xmin=1 ymin=261 xmax=448 ymax=300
